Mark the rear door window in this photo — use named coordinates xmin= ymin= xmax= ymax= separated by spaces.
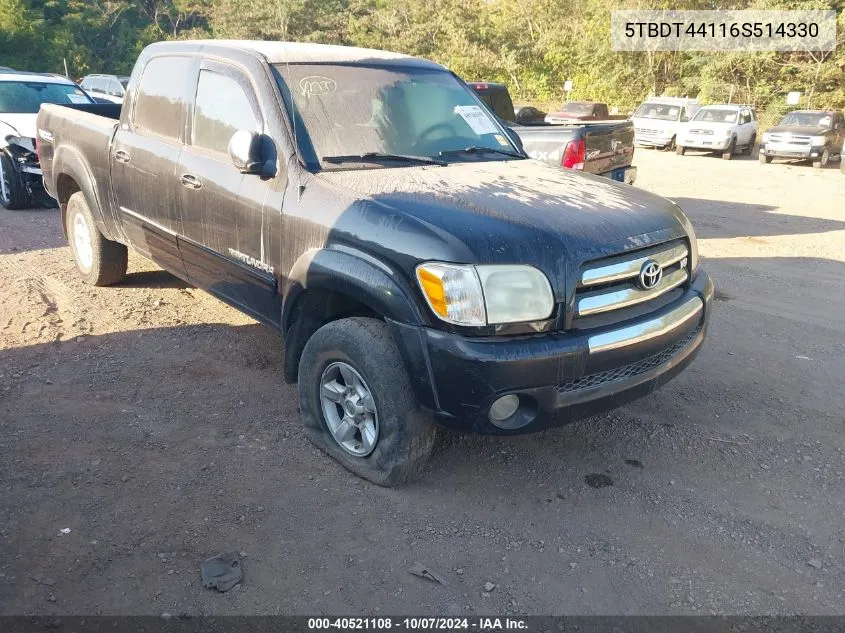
xmin=192 ymin=69 xmax=261 ymax=155
xmin=132 ymin=56 xmax=193 ymax=141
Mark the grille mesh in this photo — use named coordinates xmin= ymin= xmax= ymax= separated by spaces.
xmin=558 ymin=326 xmax=701 ymax=393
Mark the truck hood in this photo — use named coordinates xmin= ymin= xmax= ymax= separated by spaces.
xmin=317 ymin=159 xmax=690 ymax=298
xmin=0 ymin=113 xmax=37 ymax=141
xmin=765 ymin=125 xmax=830 ymax=136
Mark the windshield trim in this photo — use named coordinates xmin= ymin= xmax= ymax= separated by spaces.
xmin=272 ymin=62 xmax=521 ymax=173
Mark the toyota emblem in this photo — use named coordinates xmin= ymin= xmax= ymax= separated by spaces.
xmin=639 ymin=260 xmax=663 ymax=290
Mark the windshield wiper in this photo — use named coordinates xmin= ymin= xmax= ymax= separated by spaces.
xmin=322 ymin=152 xmax=446 ymax=166
xmin=439 ymin=146 xmax=522 ymax=159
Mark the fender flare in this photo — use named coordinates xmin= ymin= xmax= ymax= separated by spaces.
xmin=281 ymin=247 xmax=425 ymax=334
xmin=52 ymin=145 xmax=115 ymax=241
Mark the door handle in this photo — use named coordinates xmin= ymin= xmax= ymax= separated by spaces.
xmin=180 ymin=173 xmax=202 ymax=190
xmin=114 ymin=149 xmax=130 ymax=163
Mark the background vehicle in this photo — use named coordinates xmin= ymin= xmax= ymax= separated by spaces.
xmin=632 ymin=97 xmax=699 ymax=151
xmin=759 ymin=110 xmax=845 ymax=169
xmin=676 ymin=104 xmax=758 ymax=160
xmin=79 ymin=74 xmax=130 ymax=104
xmin=545 ymin=101 xmax=627 ymax=122
xmin=469 ymin=81 xmax=636 ymax=183
xmin=38 ymin=40 xmax=710 ymax=485
xmin=0 ymin=69 xmax=94 ymax=209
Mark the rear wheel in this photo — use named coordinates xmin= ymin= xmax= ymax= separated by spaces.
xmin=675 ymin=145 xmax=686 ymax=156
xmin=722 ymin=137 xmax=736 ymax=160
xmin=0 ymin=153 xmax=31 ymax=210
xmin=66 ymin=192 xmax=127 ymax=286
xmin=744 ymin=134 xmax=756 ymax=155
xmin=298 ymin=317 xmax=436 ymax=486
xmin=812 ymin=149 xmax=829 ymax=169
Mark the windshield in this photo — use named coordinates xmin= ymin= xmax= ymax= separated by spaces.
xmin=692 ymin=108 xmax=738 ymax=123
xmin=0 ymin=81 xmax=92 ymax=113
xmin=779 ymin=112 xmax=832 ymax=128
xmin=634 ymin=103 xmax=681 ymax=121
xmin=274 ymin=63 xmax=518 ymax=169
xmin=562 ymin=103 xmax=592 ymax=114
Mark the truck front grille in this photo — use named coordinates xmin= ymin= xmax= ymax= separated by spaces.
xmin=558 ymin=325 xmax=701 ymax=393
xmin=767 ymin=134 xmax=811 ymax=146
xmin=573 ymin=240 xmax=689 ymax=327
xmin=689 ymin=129 xmax=714 ymax=135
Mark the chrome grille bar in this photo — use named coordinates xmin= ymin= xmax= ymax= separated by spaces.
xmin=581 ymin=243 xmax=687 ymax=288
xmin=576 ymin=267 xmax=688 ymax=317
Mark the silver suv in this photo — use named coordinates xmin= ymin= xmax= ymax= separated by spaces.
xmin=79 ymin=74 xmax=130 ymax=104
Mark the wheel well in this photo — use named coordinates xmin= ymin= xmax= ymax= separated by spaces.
xmin=283 ymin=288 xmax=380 ymax=384
xmin=55 ymin=174 xmax=81 ymax=237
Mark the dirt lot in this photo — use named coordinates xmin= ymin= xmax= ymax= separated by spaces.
xmin=1 ymin=150 xmax=844 ymax=616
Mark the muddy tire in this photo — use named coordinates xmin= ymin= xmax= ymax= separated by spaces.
xmin=744 ymin=134 xmax=756 ymax=156
xmin=812 ymin=149 xmax=829 ymax=169
xmin=0 ymin=153 xmax=31 ymax=210
xmin=675 ymin=145 xmax=686 ymax=156
xmin=298 ymin=317 xmax=436 ymax=487
xmin=66 ymin=191 xmax=127 ymax=286
xmin=722 ymin=138 xmax=736 ymax=160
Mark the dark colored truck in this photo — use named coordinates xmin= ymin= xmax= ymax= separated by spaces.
xmin=37 ymin=40 xmax=712 ymax=485
xmin=468 ymin=82 xmax=637 ymax=184
xmin=759 ymin=110 xmax=845 ymax=169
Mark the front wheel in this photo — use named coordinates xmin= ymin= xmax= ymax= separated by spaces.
xmin=0 ymin=153 xmax=31 ymax=210
xmin=813 ymin=149 xmax=829 ymax=169
xmin=298 ymin=317 xmax=436 ymax=487
xmin=66 ymin=191 xmax=128 ymax=286
xmin=722 ymin=138 xmax=736 ymax=160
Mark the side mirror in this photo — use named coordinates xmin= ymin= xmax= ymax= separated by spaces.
xmin=228 ymin=129 xmax=262 ymax=173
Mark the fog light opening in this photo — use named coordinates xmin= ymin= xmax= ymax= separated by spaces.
xmin=489 ymin=394 xmax=520 ymax=425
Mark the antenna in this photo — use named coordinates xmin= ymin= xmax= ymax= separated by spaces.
xmin=283 ymin=43 xmax=305 ymax=200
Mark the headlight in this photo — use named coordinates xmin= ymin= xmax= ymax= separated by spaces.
xmin=676 ymin=211 xmax=699 ymax=273
xmin=416 ymin=263 xmax=554 ymax=326
xmin=810 ymin=136 xmax=826 ymax=146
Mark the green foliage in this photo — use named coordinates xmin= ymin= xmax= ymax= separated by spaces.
xmin=0 ymin=0 xmax=842 ymax=113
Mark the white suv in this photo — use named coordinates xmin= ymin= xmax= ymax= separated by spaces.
xmin=79 ymin=74 xmax=129 ymax=104
xmin=677 ymin=104 xmax=758 ymax=160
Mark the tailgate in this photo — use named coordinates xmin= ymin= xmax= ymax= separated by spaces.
xmin=583 ymin=121 xmax=635 ymax=175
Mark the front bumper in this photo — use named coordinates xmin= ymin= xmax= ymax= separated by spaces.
xmin=390 ymin=271 xmax=713 ymax=435
xmin=635 ymin=134 xmax=674 ymax=147
xmin=679 ymin=136 xmax=731 ymax=151
xmin=760 ymin=143 xmax=823 ymax=159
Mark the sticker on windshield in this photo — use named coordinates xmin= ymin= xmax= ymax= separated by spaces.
xmin=494 ymin=134 xmax=509 ymax=147
xmin=454 ymin=105 xmax=499 ymax=135
xmin=67 ymin=94 xmax=89 ymax=104
xmin=299 ymin=76 xmax=337 ymax=98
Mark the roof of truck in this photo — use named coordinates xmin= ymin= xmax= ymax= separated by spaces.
xmin=145 ymin=40 xmax=445 ymax=70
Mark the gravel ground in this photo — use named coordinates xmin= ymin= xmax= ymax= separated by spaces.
xmin=1 ymin=150 xmax=844 ymax=616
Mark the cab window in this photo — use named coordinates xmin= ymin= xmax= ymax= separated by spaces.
xmin=192 ymin=69 xmax=261 ymax=155
xmin=133 ymin=56 xmax=193 ymax=140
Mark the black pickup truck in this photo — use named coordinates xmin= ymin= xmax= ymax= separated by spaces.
xmin=468 ymin=81 xmax=637 ymax=184
xmin=37 ymin=40 xmax=712 ymax=485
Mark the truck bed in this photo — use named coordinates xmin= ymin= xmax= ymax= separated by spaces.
xmin=37 ymin=103 xmax=121 ymax=230
xmin=514 ymin=119 xmax=635 ymax=177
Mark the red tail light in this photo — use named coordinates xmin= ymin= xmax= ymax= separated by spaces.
xmin=561 ymin=138 xmax=585 ymax=170
xmin=470 ymin=82 xmax=488 ymax=90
